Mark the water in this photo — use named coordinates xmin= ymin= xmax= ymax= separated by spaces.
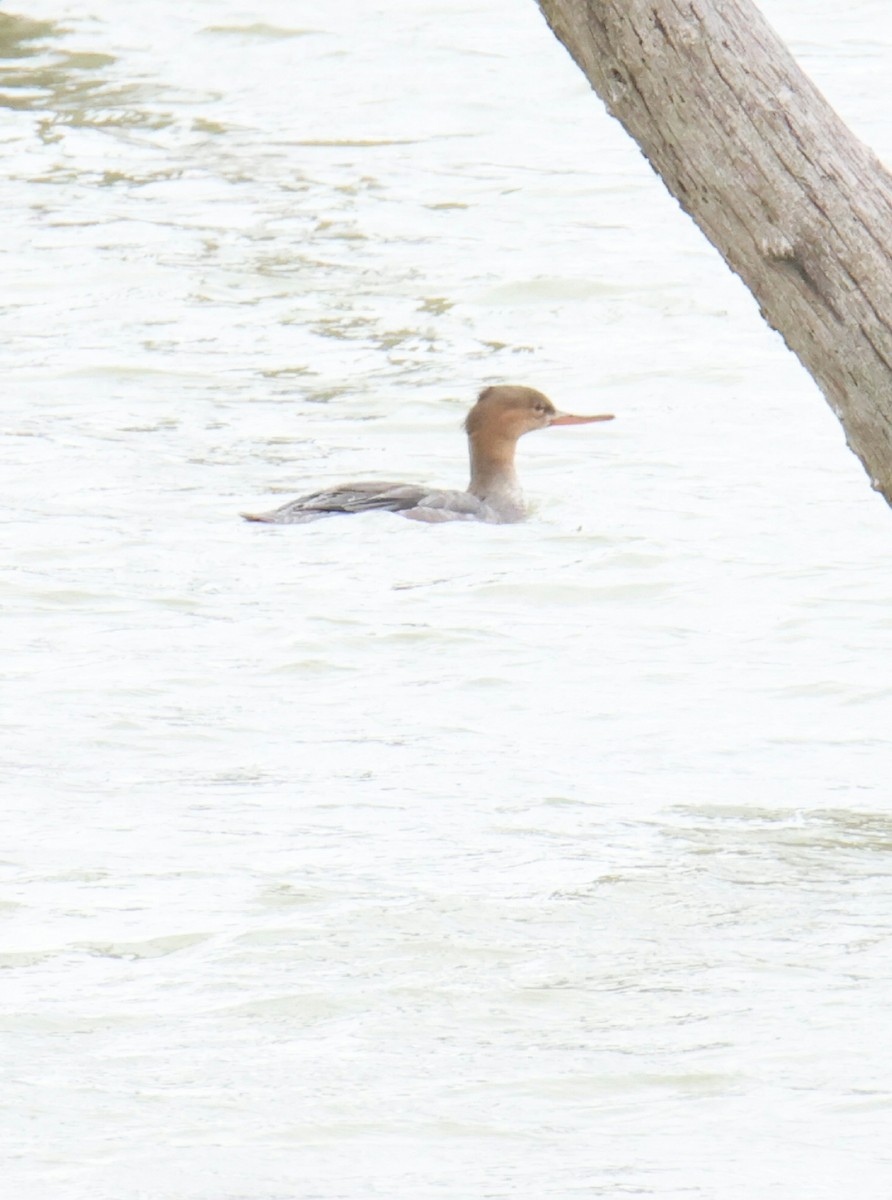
xmin=3 ymin=1 xmax=892 ymax=1196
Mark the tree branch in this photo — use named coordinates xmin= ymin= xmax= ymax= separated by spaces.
xmin=536 ymin=0 xmax=892 ymax=503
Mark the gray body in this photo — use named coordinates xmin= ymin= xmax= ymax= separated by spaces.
xmin=243 ymin=480 xmax=524 ymax=525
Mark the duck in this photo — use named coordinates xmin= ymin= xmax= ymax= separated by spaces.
xmin=241 ymin=384 xmax=613 ymax=524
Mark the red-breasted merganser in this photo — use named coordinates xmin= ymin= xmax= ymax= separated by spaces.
xmin=241 ymin=384 xmax=614 ymax=525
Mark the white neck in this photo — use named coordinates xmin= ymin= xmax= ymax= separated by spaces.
xmin=467 ymin=434 xmax=525 ymax=518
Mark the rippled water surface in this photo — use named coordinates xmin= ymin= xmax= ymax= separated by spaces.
xmin=3 ymin=2 xmax=892 ymax=1197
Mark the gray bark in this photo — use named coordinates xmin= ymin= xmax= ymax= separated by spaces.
xmin=536 ymin=0 xmax=892 ymax=504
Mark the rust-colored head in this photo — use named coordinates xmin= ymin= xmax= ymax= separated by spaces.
xmin=464 ymin=385 xmax=614 ymax=441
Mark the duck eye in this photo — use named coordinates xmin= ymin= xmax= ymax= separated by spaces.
xmin=534 ymin=403 xmax=546 ymax=414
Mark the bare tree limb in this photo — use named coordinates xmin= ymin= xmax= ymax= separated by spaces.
xmin=536 ymin=0 xmax=892 ymax=503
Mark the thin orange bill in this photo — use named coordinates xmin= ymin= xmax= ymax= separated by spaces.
xmin=549 ymin=412 xmax=615 ymax=426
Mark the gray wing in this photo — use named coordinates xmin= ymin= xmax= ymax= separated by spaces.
xmin=399 ymin=490 xmax=498 ymax=523
xmin=241 ymin=481 xmax=430 ymax=524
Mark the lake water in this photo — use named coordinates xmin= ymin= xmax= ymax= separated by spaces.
xmin=3 ymin=1 xmax=892 ymax=1197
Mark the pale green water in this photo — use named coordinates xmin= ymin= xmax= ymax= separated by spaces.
xmin=3 ymin=2 xmax=892 ymax=1197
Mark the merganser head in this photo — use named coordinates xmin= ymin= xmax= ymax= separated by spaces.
xmin=464 ymin=385 xmax=614 ymax=441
